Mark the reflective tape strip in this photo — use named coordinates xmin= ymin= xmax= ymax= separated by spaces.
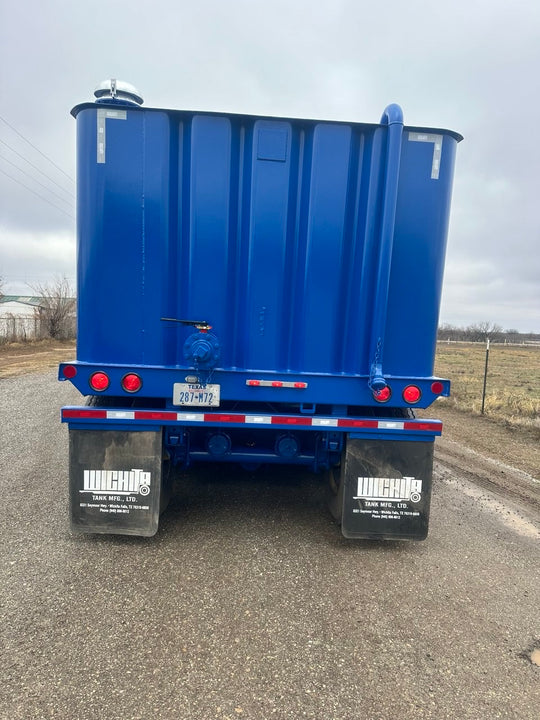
xmin=272 ymin=416 xmax=312 ymax=426
xmin=62 ymin=408 xmax=442 ymax=433
xmin=245 ymin=415 xmax=272 ymax=424
xmin=106 ymin=411 xmax=135 ymax=420
xmin=338 ymin=419 xmax=378 ymax=429
xmin=63 ymin=409 xmax=107 ymax=419
xmin=408 ymin=132 xmax=443 ymax=179
xmin=134 ymin=411 xmax=177 ymax=421
xmin=177 ymin=412 xmax=205 ymax=422
xmin=312 ymin=418 xmax=339 ymax=427
xmin=97 ymin=108 xmax=127 ymax=163
xmin=405 ymin=421 xmax=442 ymax=433
xmin=205 ymin=414 xmax=246 ymax=424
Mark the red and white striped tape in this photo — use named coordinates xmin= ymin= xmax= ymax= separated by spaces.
xmin=62 ymin=408 xmax=442 ymax=434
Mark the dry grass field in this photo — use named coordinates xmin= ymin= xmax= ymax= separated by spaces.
xmin=0 ymin=339 xmax=76 ymax=379
xmin=434 ymin=342 xmax=540 ymax=436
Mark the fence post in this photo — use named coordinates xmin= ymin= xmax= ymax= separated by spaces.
xmin=481 ymin=338 xmax=490 ymax=414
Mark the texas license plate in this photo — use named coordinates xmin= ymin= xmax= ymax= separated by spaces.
xmin=173 ymin=383 xmax=220 ymax=407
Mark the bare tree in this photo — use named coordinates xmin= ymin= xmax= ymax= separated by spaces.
xmin=476 ymin=321 xmax=503 ymax=342
xmin=0 ymin=274 xmax=5 ymax=299
xmin=465 ymin=321 xmax=503 ymax=342
xmin=504 ymin=328 xmax=521 ymax=344
xmin=438 ymin=322 xmax=520 ymax=343
xmin=31 ymin=276 xmax=76 ymax=340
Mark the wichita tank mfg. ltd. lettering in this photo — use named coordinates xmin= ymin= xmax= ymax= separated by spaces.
xmin=81 ymin=469 xmax=151 ymax=495
xmin=355 ymin=476 xmax=422 ymax=503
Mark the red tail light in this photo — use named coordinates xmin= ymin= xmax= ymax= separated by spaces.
xmin=403 ymin=385 xmax=421 ymax=404
xmin=89 ymin=372 xmax=110 ymax=392
xmin=373 ymin=386 xmax=392 ymax=403
xmin=121 ymin=373 xmax=142 ymax=393
xmin=62 ymin=365 xmax=77 ymax=379
xmin=431 ymin=381 xmax=444 ymax=395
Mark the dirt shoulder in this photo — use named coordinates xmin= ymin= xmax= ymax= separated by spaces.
xmin=0 ymin=340 xmax=76 ymax=379
xmin=426 ymin=402 xmax=539 ymax=515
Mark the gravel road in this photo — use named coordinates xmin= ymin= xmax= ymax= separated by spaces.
xmin=1 ymin=371 xmax=538 ymax=720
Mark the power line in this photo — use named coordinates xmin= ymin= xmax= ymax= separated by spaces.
xmin=0 ymin=137 xmax=74 ymax=200
xmin=0 ymin=167 xmax=75 ymax=220
xmin=0 ymin=151 xmax=74 ymax=209
xmin=0 ymin=113 xmax=75 ymax=184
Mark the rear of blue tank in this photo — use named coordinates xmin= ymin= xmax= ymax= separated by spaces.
xmin=385 ymin=132 xmax=457 ymax=376
xmin=75 ymin=105 xmax=458 ymax=379
xmin=76 ymin=107 xmax=172 ymax=365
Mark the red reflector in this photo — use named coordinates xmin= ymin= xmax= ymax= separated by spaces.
xmin=134 ymin=411 xmax=177 ymax=421
xmin=373 ymin=386 xmax=391 ymax=403
xmin=271 ymin=416 xmax=312 ymax=426
xmin=89 ymin=372 xmax=110 ymax=392
xmin=63 ymin=409 xmax=107 ymax=419
xmin=294 ymin=382 xmax=307 ymax=388
xmin=122 ymin=373 xmax=142 ymax=393
xmin=403 ymin=385 xmax=421 ymax=404
xmin=205 ymin=414 xmax=246 ymax=423
xmin=247 ymin=380 xmax=261 ymax=386
xmin=431 ymin=381 xmax=444 ymax=395
xmin=338 ymin=419 xmax=379 ymax=428
xmin=272 ymin=381 xmax=284 ymax=387
xmin=62 ymin=365 xmax=77 ymax=379
xmin=404 ymin=421 xmax=442 ymax=433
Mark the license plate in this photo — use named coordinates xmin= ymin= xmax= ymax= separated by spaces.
xmin=173 ymin=383 xmax=220 ymax=407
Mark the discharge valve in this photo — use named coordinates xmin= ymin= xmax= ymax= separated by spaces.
xmin=161 ymin=317 xmax=220 ymax=370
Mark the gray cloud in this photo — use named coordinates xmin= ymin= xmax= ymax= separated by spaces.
xmin=1 ymin=0 xmax=538 ymax=330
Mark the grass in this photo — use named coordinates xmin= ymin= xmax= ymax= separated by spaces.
xmin=434 ymin=342 xmax=540 ymax=434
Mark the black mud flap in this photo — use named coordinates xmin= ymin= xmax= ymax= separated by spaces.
xmin=341 ymin=439 xmax=434 ymax=540
xmin=69 ymin=429 xmax=162 ymax=537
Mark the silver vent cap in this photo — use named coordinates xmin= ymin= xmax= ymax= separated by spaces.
xmin=94 ymin=79 xmax=143 ymax=106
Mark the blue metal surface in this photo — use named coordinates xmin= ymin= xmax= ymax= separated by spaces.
xmin=71 ymin=100 xmax=461 ymax=408
xmin=59 ymin=361 xmax=450 ymax=409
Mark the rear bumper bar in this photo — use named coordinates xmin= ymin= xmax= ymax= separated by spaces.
xmin=62 ymin=406 xmax=442 ymax=441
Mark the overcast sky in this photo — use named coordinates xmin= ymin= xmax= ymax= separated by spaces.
xmin=1 ymin=0 xmax=539 ymax=332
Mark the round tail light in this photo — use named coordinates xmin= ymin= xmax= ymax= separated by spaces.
xmin=373 ymin=386 xmax=392 ymax=403
xmin=62 ymin=365 xmax=77 ymax=379
xmin=89 ymin=372 xmax=110 ymax=392
xmin=403 ymin=385 xmax=421 ymax=404
xmin=121 ymin=373 xmax=142 ymax=393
